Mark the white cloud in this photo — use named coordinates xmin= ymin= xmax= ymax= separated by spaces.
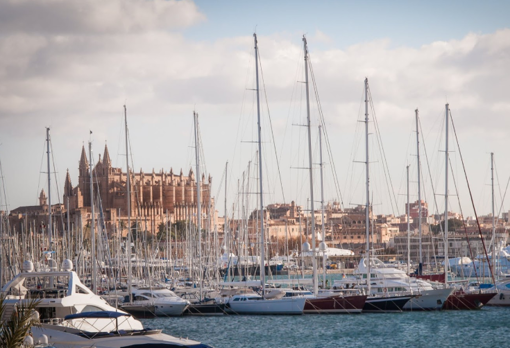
xmin=0 ymin=0 xmax=509 ymax=217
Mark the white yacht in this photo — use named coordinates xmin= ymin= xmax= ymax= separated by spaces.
xmin=225 ymin=292 xmax=305 ymax=315
xmin=121 ymin=287 xmax=190 ymax=317
xmin=334 ymin=257 xmax=453 ymax=311
xmin=31 ymin=311 xmax=212 ymax=348
xmin=1 ymin=259 xmax=213 ymax=347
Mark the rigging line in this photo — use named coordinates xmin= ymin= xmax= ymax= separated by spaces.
xmin=494 ymin=157 xmax=507 ymax=218
xmin=214 ymin=163 xmax=227 ymax=204
xmin=307 ymin=55 xmax=344 ymax=208
xmin=450 ymin=110 xmax=495 ymax=285
xmin=49 ymin=136 xmax=66 ymax=237
xmin=345 ymin=84 xmax=365 ymax=207
xmin=419 ymin=115 xmax=443 ymax=233
xmin=0 ymin=156 xmax=9 ymax=213
xmin=449 ymin=156 xmax=479 ymax=281
xmin=367 ymin=84 xmax=399 ymax=216
xmin=257 ymin=46 xmax=286 ymax=204
xmin=37 ymin=137 xmax=46 ymax=205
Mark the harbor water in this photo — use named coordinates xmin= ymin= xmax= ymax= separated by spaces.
xmin=142 ymin=306 xmax=509 ymax=348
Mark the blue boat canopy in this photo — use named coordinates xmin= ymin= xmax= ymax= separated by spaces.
xmin=65 ymin=311 xmax=130 ymax=320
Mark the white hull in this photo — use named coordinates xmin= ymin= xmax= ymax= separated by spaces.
xmin=487 ymin=291 xmax=510 ymax=306
xmin=33 ymin=325 xmax=206 ymax=348
xmin=227 ymin=297 xmax=305 ymax=315
xmin=403 ymin=288 xmax=453 ymax=311
xmin=122 ymin=301 xmax=188 ymax=316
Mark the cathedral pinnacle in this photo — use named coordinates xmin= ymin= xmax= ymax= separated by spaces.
xmin=79 ymin=145 xmax=89 ymax=169
xmin=103 ymin=143 xmax=111 ymax=167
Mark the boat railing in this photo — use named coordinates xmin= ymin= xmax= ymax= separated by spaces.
xmin=29 ymin=289 xmax=67 ymax=299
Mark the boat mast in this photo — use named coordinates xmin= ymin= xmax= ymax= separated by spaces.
xmin=194 ymin=111 xmax=203 ymax=301
xmin=253 ymin=33 xmax=266 ymax=293
xmin=416 ymin=109 xmax=423 ymax=275
xmin=444 ymin=104 xmax=449 ymax=285
xmin=406 ymin=164 xmax=411 ymax=276
xmin=364 ymin=78 xmax=371 ymax=293
xmin=319 ymin=126 xmax=327 ymax=288
xmin=303 ymin=35 xmax=318 ymax=296
xmin=124 ymin=105 xmax=133 ymax=301
xmin=491 ymin=152 xmax=496 ymax=279
xmin=46 ymin=128 xmax=53 ymax=253
xmin=88 ymin=138 xmax=96 ymax=293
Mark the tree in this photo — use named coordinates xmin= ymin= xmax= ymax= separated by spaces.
xmin=0 ymin=296 xmax=41 ymax=348
xmin=430 ymin=218 xmax=463 ymax=234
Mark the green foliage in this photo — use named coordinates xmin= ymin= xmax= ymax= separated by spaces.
xmin=430 ymin=218 xmax=464 ymax=234
xmin=0 ymin=296 xmax=41 ymax=348
xmin=157 ymin=220 xmax=191 ymax=241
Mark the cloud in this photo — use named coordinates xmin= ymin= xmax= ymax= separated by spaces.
xmin=0 ymin=0 xmax=205 ymax=35
xmin=0 ymin=0 xmax=509 ymax=215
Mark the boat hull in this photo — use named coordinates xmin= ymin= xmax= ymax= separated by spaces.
xmin=121 ymin=302 xmax=188 ymax=318
xmin=185 ymin=303 xmax=226 ymax=315
xmin=363 ymin=295 xmax=412 ymax=313
xmin=403 ymin=288 xmax=453 ymax=311
xmin=304 ymin=295 xmax=367 ymax=314
xmin=443 ymin=291 xmax=497 ymax=310
xmin=226 ymin=297 xmax=305 ymax=315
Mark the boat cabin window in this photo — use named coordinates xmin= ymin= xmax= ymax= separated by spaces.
xmin=82 ymin=305 xmax=104 ymax=313
xmin=233 ymin=298 xmax=240 ymax=301
xmin=134 ymin=295 xmax=149 ymax=301
xmin=141 ymin=293 xmax=157 ymax=298
xmin=76 ymin=285 xmax=89 ymax=294
xmin=37 ymin=307 xmax=56 ymax=321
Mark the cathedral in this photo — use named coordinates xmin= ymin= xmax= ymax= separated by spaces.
xmin=63 ymin=144 xmax=215 ymax=235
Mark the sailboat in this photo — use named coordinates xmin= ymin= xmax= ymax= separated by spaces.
xmin=184 ymin=111 xmax=227 ymax=316
xmin=293 ymin=36 xmax=366 ymax=314
xmin=438 ymin=104 xmax=496 ymax=310
xmin=223 ymin=33 xmax=305 ymax=315
xmin=357 ymin=78 xmax=412 ymax=313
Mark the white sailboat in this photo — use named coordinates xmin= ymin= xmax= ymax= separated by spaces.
xmin=224 ymin=33 xmax=305 ymax=315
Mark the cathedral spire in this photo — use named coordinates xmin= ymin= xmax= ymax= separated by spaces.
xmin=64 ymin=169 xmax=73 ymax=196
xmin=103 ymin=143 xmax=111 ymax=167
xmin=79 ymin=145 xmax=89 ymax=170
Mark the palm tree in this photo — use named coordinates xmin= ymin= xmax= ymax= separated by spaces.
xmin=0 ymin=295 xmax=41 ymax=348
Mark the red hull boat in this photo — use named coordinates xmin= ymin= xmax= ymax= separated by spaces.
xmin=443 ymin=291 xmax=497 ymax=310
xmin=304 ymin=295 xmax=367 ymax=314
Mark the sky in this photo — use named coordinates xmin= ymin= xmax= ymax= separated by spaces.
xmin=1 ymin=0 xmax=509 ymax=220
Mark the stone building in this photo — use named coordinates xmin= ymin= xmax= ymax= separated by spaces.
xmin=63 ymin=144 xmax=215 ymax=235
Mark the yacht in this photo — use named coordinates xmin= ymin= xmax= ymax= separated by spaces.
xmin=334 ymin=257 xmax=453 ymax=311
xmin=121 ymin=287 xmax=190 ymax=317
xmin=31 ymin=311 xmax=212 ymax=348
xmin=1 ymin=259 xmax=213 ymax=347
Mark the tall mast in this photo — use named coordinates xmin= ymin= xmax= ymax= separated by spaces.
xmin=416 ymin=109 xmax=423 ymax=275
xmin=224 ymin=161 xmax=229 ymax=280
xmin=319 ymin=126 xmax=327 ymax=288
xmin=303 ymin=35 xmax=318 ymax=296
xmin=406 ymin=164 xmax=411 ymax=275
xmin=194 ymin=111 xmax=203 ymax=300
xmin=124 ymin=105 xmax=132 ymax=301
xmin=364 ymin=78 xmax=371 ymax=293
xmin=88 ymin=139 xmax=96 ymax=293
xmin=491 ymin=152 xmax=495 ymax=278
xmin=254 ymin=33 xmax=265 ymax=292
xmin=46 ymin=128 xmax=53 ymax=252
xmin=444 ymin=104 xmax=449 ymax=284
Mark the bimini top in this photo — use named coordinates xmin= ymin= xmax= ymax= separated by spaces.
xmin=65 ymin=311 xmax=130 ymax=320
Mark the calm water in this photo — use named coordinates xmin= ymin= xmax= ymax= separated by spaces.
xmin=142 ymin=306 xmax=509 ymax=348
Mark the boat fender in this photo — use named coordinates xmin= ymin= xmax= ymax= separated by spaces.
xmin=500 ymin=293 xmax=505 ymax=300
